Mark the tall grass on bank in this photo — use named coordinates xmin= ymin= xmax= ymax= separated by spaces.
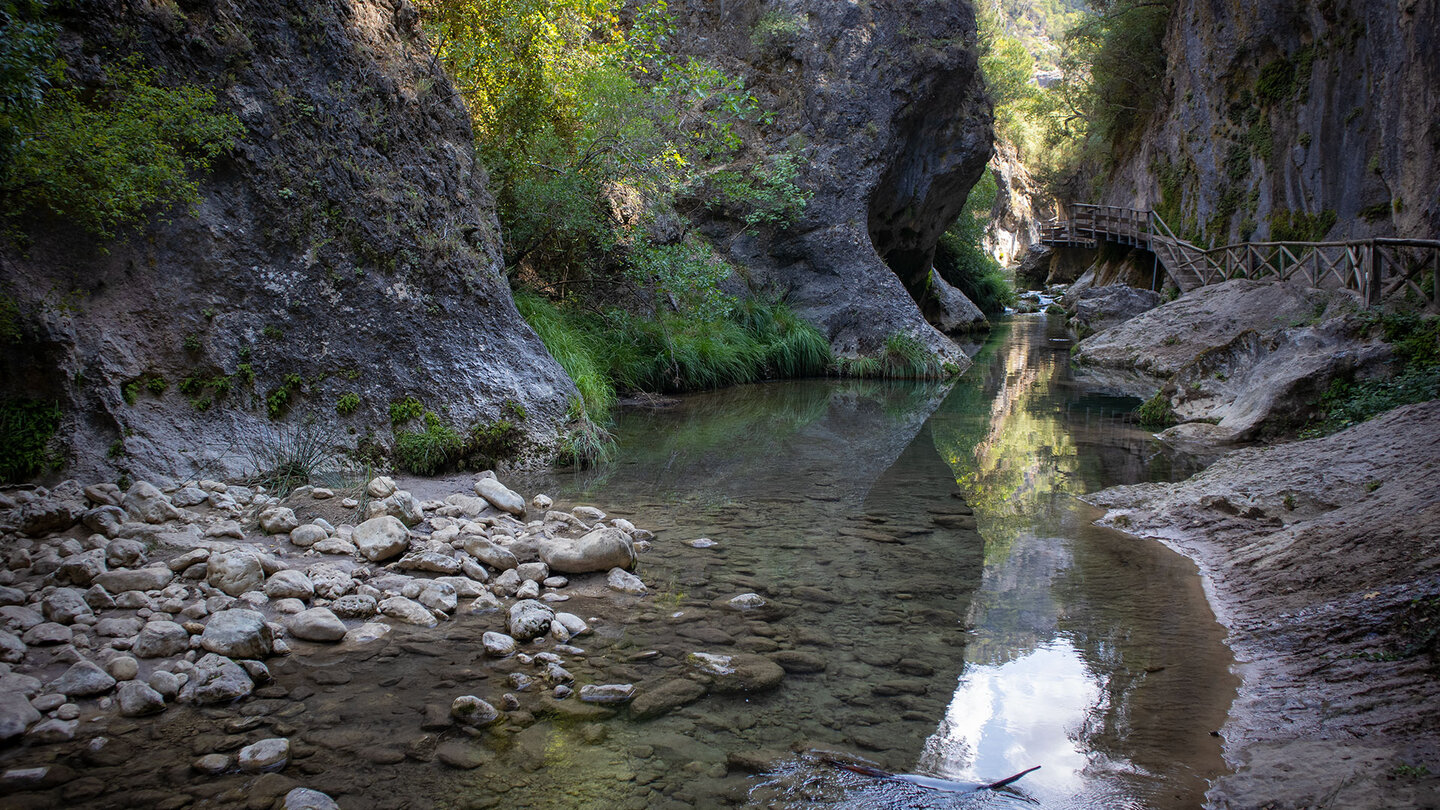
xmin=515 ymin=293 xmax=836 ymax=464
xmin=515 ymin=292 xmax=617 ymax=423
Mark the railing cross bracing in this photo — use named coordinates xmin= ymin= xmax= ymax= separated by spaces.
xmin=1039 ymin=204 xmax=1440 ymax=310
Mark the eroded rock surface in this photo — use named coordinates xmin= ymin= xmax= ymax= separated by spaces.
xmin=1085 ymin=401 xmax=1440 ymax=808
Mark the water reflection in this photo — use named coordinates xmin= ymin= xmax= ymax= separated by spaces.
xmin=912 ymin=316 xmax=1233 ymax=809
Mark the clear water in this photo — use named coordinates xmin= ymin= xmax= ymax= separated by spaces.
xmin=3 ymin=316 xmax=1235 ymax=810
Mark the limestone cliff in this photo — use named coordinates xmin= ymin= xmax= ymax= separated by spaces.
xmin=984 ymin=139 xmax=1052 ymax=267
xmin=0 ymin=0 xmax=575 ymax=483
xmin=1102 ymin=0 xmax=1439 ymax=243
xmin=665 ymin=0 xmax=994 ymax=361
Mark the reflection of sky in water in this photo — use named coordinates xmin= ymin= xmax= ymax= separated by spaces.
xmin=923 ymin=642 xmax=1104 ymax=798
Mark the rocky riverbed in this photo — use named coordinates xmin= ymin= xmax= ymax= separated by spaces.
xmin=0 ymin=470 xmax=755 ymax=807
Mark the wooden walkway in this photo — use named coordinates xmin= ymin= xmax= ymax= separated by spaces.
xmin=1040 ymin=204 xmax=1440 ymax=310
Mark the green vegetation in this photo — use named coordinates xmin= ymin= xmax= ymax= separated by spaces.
xmin=1304 ymin=313 xmax=1440 ymax=436
xmin=520 ymin=295 xmax=832 ymax=399
xmin=0 ymin=397 xmax=62 ymax=482
xmin=335 ymin=392 xmax=360 ymax=416
xmin=932 ymin=172 xmax=1015 ymax=315
xmin=1269 ymin=208 xmax=1336 ymax=242
xmin=266 ymin=374 xmax=302 ymax=420
xmin=421 ymin=0 xmax=801 ymax=288
xmin=417 ymin=0 xmax=836 ymax=467
xmin=875 ymin=332 xmax=945 ymax=380
xmin=0 ymin=4 xmax=243 ymax=241
xmin=1136 ymin=391 xmax=1176 ymax=428
xmin=243 ymin=419 xmax=341 ymax=497
xmin=389 ymin=396 xmax=424 ymax=425
xmin=751 ymin=10 xmax=805 ymax=49
xmin=145 ymin=377 xmax=168 ymax=395
xmin=394 ymin=408 xmax=528 ymax=475
xmin=394 ymin=411 xmax=464 ymax=476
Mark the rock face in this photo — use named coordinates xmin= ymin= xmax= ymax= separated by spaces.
xmin=983 ymin=139 xmax=1054 ymax=268
xmin=0 ymin=0 xmax=575 ymax=484
xmin=668 ymin=1 xmax=992 ymax=364
xmin=1072 ymin=279 xmax=1390 ymax=441
xmin=1084 ymin=401 xmax=1440 ymax=809
xmin=1068 ymin=285 xmax=1162 ymax=338
xmin=919 ymin=270 xmax=988 ymax=335
xmin=1101 ymin=0 xmax=1439 ymax=243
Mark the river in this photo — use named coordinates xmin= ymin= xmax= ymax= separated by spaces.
xmin=497 ymin=313 xmax=1237 ymax=808
xmin=3 ymin=315 xmax=1235 ymax=810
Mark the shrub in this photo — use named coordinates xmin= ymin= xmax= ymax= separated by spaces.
xmin=1136 ymin=391 xmax=1176 ymax=427
xmin=0 ymin=398 xmax=62 ymax=482
xmin=393 ymin=411 xmax=464 ymax=476
xmin=335 ymin=392 xmax=360 ymax=415
xmin=0 ymin=55 xmax=243 ymax=239
xmin=242 ymin=418 xmax=340 ymax=496
xmin=389 ymin=396 xmax=424 ymax=425
xmin=932 ymin=172 xmax=1015 ymax=315
xmin=515 ymin=291 xmax=616 ymax=424
xmin=878 ymin=332 xmax=945 ymax=380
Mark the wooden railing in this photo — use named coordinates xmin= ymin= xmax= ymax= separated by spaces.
xmin=1039 ymin=204 xmax=1440 ymax=309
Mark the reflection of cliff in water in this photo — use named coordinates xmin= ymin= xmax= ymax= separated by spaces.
xmin=912 ymin=316 xmax=1232 ymax=808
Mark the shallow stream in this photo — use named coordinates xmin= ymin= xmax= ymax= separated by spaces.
xmin=6 ymin=315 xmax=1236 ymax=809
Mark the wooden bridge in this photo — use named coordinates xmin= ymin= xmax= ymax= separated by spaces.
xmin=1040 ymin=204 xmax=1440 ymax=310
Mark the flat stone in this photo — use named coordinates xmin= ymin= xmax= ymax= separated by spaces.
xmin=283 ymin=788 xmax=340 ymax=810
xmin=474 ymin=478 xmax=525 ymax=517
xmin=378 ymin=596 xmax=436 ymax=627
xmin=0 ymin=691 xmax=41 ymax=740
xmin=180 ymin=654 xmax=255 ymax=704
xmin=578 ymin=683 xmax=635 ymax=704
xmin=288 ymin=608 xmax=346 ymax=642
xmin=771 ymin=650 xmax=827 ymax=673
xmin=606 ymin=568 xmax=646 ymax=595
xmin=629 ymin=679 xmax=708 ymax=720
xmin=22 ymin=622 xmax=72 ymax=646
xmin=48 ymin=660 xmax=116 ymax=697
xmin=435 ymin=739 xmax=493 ymax=769
xmin=238 ymin=737 xmax=290 ymax=772
xmin=93 ymin=567 xmax=173 ymax=593
xmin=541 ymin=528 xmax=636 ymax=574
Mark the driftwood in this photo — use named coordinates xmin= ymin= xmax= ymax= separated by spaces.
xmin=819 ymin=753 xmax=1042 ymax=792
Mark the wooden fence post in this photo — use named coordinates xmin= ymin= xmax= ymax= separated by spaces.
xmin=1365 ymin=241 xmax=1381 ymax=307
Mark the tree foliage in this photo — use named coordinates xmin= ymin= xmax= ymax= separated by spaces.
xmin=933 ymin=171 xmax=1014 ymax=315
xmin=419 ymin=0 xmax=803 ymax=303
xmin=979 ymin=0 xmax=1175 ymax=190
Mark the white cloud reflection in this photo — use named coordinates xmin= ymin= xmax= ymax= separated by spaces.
xmin=919 ymin=641 xmax=1100 ymax=798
